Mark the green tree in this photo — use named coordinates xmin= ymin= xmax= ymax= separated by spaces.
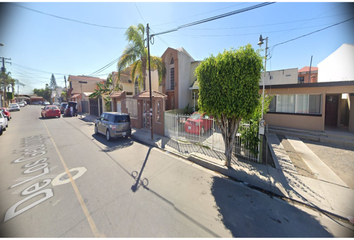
xmin=1 ymin=71 xmax=13 ymax=106
xmin=33 ymin=84 xmax=51 ymax=101
xmin=239 ymin=94 xmax=273 ymax=156
xmin=89 ymin=74 xmax=122 ymax=112
xmin=117 ymin=23 xmax=165 ymax=91
xmin=50 ymin=74 xmax=57 ymax=90
xmin=195 ymin=44 xmax=263 ymax=167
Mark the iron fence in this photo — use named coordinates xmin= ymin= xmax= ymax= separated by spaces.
xmin=164 ymin=112 xmax=259 ymax=162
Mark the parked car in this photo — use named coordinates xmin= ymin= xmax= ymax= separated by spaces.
xmin=8 ymin=103 xmax=20 ymax=111
xmin=63 ymin=102 xmax=78 ymax=117
xmin=18 ymin=102 xmax=25 ymax=107
xmin=94 ymin=112 xmax=131 ymax=141
xmin=0 ymin=111 xmax=8 ymax=136
xmin=41 ymin=105 xmax=61 ymax=118
xmin=60 ymin=102 xmax=68 ymax=113
xmin=43 ymin=101 xmax=50 ymax=106
xmin=0 ymin=107 xmax=11 ymax=121
xmin=184 ymin=112 xmax=213 ymax=136
xmin=32 ymin=101 xmax=42 ymax=105
xmin=53 ymin=102 xmax=60 ymax=107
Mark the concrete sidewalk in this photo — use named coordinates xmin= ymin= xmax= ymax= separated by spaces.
xmin=79 ymin=114 xmax=354 ymax=221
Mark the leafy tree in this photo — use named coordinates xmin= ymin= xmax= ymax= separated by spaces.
xmin=50 ymin=74 xmax=57 ymax=90
xmin=1 ymin=71 xmax=13 ymax=106
xmin=195 ymin=44 xmax=263 ymax=167
xmin=239 ymin=94 xmax=273 ymax=156
xmin=89 ymin=75 xmax=122 ymax=112
xmin=117 ymin=23 xmax=165 ymax=91
xmin=33 ymin=84 xmax=51 ymax=101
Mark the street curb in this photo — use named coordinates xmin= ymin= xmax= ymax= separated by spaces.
xmin=130 ymin=134 xmax=351 ymax=223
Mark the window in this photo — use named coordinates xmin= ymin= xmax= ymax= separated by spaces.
xmin=268 ymin=94 xmax=321 ymax=115
xmin=115 ymin=115 xmax=130 ymax=123
xmin=156 ymin=100 xmax=161 ymax=123
xmin=298 ymin=76 xmax=304 ymax=83
xmin=170 ymin=68 xmax=175 ymax=90
xmin=108 ymin=114 xmax=115 ymax=122
xmin=276 ymin=95 xmax=295 ymax=113
xmin=134 ymin=80 xmax=140 ymax=95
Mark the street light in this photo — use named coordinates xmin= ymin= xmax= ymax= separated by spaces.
xmin=257 ymin=34 xmax=268 ymax=163
xmin=258 ymin=34 xmax=268 ymax=121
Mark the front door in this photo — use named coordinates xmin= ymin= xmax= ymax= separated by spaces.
xmin=325 ymin=95 xmax=339 ymax=127
xmin=143 ymin=100 xmax=150 ymax=129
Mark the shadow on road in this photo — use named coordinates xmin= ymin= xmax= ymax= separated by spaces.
xmin=210 ymin=176 xmax=333 ymax=237
xmin=131 ymin=147 xmax=152 ymax=192
xmin=92 ymin=134 xmax=134 ymax=152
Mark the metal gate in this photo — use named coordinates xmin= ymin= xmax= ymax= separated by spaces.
xmin=89 ymin=97 xmax=103 ymax=116
xmin=81 ymin=100 xmax=89 ymax=113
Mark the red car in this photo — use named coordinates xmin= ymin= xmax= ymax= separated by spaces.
xmin=184 ymin=112 xmax=213 ymax=135
xmin=0 ymin=107 xmax=11 ymax=121
xmin=41 ymin=105 xmax=61 ymax=118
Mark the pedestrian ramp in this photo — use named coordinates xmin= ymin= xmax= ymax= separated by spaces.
xmin=286 ymin=135 xmax=348 ymax=188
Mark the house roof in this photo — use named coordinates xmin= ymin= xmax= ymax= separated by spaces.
xmin=189 ymin=79 xmax=199 ymax=89
xmin=68 ymin=75 xmax=106 ymax=82
xmin=261 ymin=80 xmax=354 ymax=89
xmin=298 ymin=66 xmax=318 ymax=73
xmin=71 ymin=93 xmax=81 ymax=98
xmin=110 ymin=91 xmax=126 ymax=98
xmin=132 ymin=90 xmax=167 ymax=99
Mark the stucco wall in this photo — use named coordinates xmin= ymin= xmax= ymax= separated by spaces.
xmin=71 ymin=80 xmax=99 ymax=93
xmin=178 ymin=51 xmax=193 ymax=110
xmin=145 ymin=70 xmax=159 ymax=92
xmin=263 ymin=84 xmax=354 ymax=132
xmin=260 ymin=68 xmax=298 ymax=86
xmin=318 ymin=44 xmax=354 ymax=82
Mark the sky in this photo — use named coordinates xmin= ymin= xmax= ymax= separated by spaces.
xmin=0 ymin=1 xmax=353 ymax=95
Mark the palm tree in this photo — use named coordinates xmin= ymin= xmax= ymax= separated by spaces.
xmin=117 ymin=23 xmax=165 ymax=91
xmin=1 ymin=71 xmax=12 ymax=106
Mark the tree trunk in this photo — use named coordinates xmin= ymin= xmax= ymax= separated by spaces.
xmin=217 ymin=115 xmax=241 ymax=167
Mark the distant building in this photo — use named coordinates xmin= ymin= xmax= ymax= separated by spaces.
xmin=298 ymin=66 xmax=318 ymax=84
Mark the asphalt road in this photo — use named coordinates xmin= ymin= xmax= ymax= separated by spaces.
xmin=0 ymin=105 xmax=353 ymax=237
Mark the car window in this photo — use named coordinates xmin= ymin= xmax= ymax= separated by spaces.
xmin=115 ymin=115 xmax=130 ymax=123
xmin=100 ymin=113 xmax=104 ymax=120
xmin=108 ymin=114 xmax=115 ymax=123
xmin=103 ymin=114 xmax=109 ymax=121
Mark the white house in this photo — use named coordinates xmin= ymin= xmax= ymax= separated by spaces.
xmin=318 ymin=43 xmax=354 ymax=82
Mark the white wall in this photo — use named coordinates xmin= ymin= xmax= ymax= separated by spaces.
xmin=260 ymin=68 xmax=298 ymax=85
xmin=318 ymin=44 xmax=354 ymax=82
xmin=178 ymin=51 xmax=192 ymax=109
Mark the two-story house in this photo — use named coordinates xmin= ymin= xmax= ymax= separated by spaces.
xmin=68 ymin=75 xmax=106 ymax=115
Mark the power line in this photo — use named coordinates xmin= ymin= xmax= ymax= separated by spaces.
xmin=162 ymin=22 xmax=338 ymax=38
xmin=134 ymin=3 xmax=170 ymax=47
xmin=153 ymin=2 xmax=247 ymax=27
xmin=12 ymin=3 xmax=128 ymax=30
xmin=271 ymin=2 xmax=344 ymax=41
xmin=159 ymin=12 xmax=353 ymax=31
xmin=150 ymin=2 xmax=275 ymax=37
xmin=269 ymin=16 xmax=354 ymax=59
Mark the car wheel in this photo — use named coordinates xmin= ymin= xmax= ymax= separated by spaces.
xmin=7 ymin=117 xmax=10 ymax=121
xmin=94 ymin=125 xmax=98 ymax=135
xmin=0 ymin=127 xmax=3 ymax=136
xmin=58 ymin=115 xmax=61 ymax=118
xmin=106 ymin=130 xmax=111 ymax=141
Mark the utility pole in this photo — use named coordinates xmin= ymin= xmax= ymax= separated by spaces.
xmin=64 ymin=76 xmax=67 ymax=101
xmin=1 ymin=57 xmax=12 ymax=107
xmin=147 ymin=23 xmax=154 ymax=140
xmin=308 ymin=55 xmax=313 ymax=83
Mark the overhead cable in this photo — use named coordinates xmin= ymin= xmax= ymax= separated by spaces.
xmin=12 ymin=3 xmax=128 ymax=30
xmin=151 ymin=2 xmax=275 ymax=37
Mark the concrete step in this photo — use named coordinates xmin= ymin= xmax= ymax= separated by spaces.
xmin=268 ymin=126 xmax=354 ymax=148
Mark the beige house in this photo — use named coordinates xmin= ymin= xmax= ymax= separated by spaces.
xmin=68 ymin=75 xmax=106 ymax=115
xmin=264 ymin=81 xmax=354 ymax=133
